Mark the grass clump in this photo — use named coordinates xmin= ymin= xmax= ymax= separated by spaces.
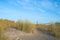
xmin=0 ymin=27 xmax=9 ymax=40
xmin=16 ymin=20 xmax=35 ymax=33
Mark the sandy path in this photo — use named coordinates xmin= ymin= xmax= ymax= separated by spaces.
xmin=18 ymin=31 xmax=57 ymax=40
xmin=3 ymin=28 xmax=58 ymax=40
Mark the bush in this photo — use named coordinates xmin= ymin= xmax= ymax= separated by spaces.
xmin=16 ymin=20 xmax=35 ymax=33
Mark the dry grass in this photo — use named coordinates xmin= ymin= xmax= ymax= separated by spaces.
xmin=0 ymin=19 xmax=35 ymax=33
xmin=16 ymin=20 xmax=36 ymax=33
xmin=0 ymin=27 xmax=10 ymax=40
xmin=0 ymin=19 xmax=60 ymax=40
xmin=37 ymin=23 xmax=60 ymax=38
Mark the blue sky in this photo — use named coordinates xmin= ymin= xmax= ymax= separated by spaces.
xmin=0 ymin=0 xmax=60 ymax=24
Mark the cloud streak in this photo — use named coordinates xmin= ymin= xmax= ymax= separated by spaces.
xmin=1 ymin=0 xmax=60 ymax=13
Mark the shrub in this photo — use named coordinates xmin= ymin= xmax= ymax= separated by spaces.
xmin=16 ymin=20 xmax=35 ymax=33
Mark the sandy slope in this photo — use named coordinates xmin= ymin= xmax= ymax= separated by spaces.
xmin=3 ymin=28 xmax=58 ymax=40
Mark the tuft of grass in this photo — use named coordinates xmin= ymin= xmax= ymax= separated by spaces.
xmin=0 ymin=27 xmax=3 ymax=40
xmin=17 ymin=20 xmax=35 ymax=33
xmin=36 ymin=23 xmax=60 ymax=38
xmin=53 ymin=23 xmax=60 ymax=38
xmin=0 ymin=27 xmax=9 ymax=40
